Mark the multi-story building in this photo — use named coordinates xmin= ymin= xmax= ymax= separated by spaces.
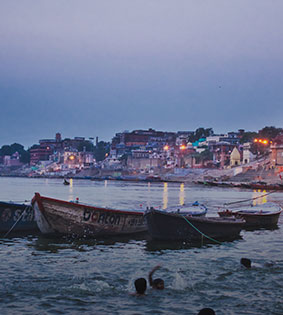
xmin=270 ymin=134 xmax=283 ymax=167
xmin=111 ymin=128 xmax=177 ymax=158
xmin=30 ymin=133 xmax=94 ymax=166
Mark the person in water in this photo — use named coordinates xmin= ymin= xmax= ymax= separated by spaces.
xmin=241 ymin=258 xmax=252 ymax=269
xmin=148 ymin=265 xmax=164 ymax=290
xmin=134 ymin=278 xmax=147 ymax=295
xmin=198 ymin=308 xmax=215 ymax=315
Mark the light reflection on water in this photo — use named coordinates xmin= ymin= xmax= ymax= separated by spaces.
xmin=252 ymin=189 xmax=267 ymax=205
xmin=163 ymin=182 xmax=168 ymax=209
xmin=179 ymin=183 xmax=185 ymax=206
xmin=0 ymin=177 xmax=282 ymax=314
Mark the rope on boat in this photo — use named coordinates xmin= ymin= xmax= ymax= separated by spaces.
xmin=223 ymin=190 xmax=276 ymax=206
xmin=181 ymin=215 xmax=223 ymax=245
xmin=3 ymin=206 xmax=29 ymax=238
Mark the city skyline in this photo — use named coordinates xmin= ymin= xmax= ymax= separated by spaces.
xmin=1 ymin=1 xmax=283 ymax=148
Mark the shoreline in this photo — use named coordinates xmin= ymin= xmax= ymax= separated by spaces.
xmin=1 ymin=170 xmax=283 ymax=191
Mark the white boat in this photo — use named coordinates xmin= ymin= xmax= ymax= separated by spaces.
xmin=165 ymin=201 xmax=207 ymax=216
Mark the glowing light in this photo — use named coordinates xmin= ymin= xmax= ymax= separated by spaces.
xmin=180 ymin=145 xmax=186 ymax=150
xmin=164 ymin=145 xmax=169 ymax=151
xmin=254 ymin=138 xmax=269 ymax=145
xmin=69 ymin=155 xmax=75 ymax=160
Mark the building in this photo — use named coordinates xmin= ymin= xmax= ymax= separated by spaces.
xmin=30 ymin=146 xmax=53 ymax=166
xmin=208 ymin=141 xmax=235 ymax=168
xmin=230 ymin=147 xmax=241 ymax=167
xmin=270 ymin=135 xmax=283 ymax=166
xmin=242 ymin=143 xmax=256 ymax=164
xmin=111 ymin=128 xmax=176 ymax=158
xmin=127 ymin=149 xmax=162 ymax=171
xmin=3 ymin=152 xmax=23 ymax=167
xmin=30 ymin=133 xmax=94 ymax=165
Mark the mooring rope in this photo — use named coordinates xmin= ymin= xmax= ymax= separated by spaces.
xmin=3 ymin=206 xmax=29 ymax=238
xmin=223 ymin=190 xmax=276 ymax=206
xmin=182 ymin=215 xmax=222 ymax=245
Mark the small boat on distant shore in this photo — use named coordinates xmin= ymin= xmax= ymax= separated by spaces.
xmin=165 ymin=201 xmax=207 ymax=217
xmin=145 ymin=208 xmax=244 ymax=242
xmin=218 ymin=203 xmax=282 ymax=228
xmin=0 ymin=201 xmax=38 ymax=235
xmin=32 ymin=193 xmax=147 ymax=237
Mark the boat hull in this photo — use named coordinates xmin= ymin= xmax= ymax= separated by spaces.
xmin=218 ymin=209 xmax=282 ymax=228
xmin=0 ymin=201 xmax=38 ymax=234
xmin=32 ymin=193 xmax=147 ymax=237
xmin=145 ymin=209 xmax=243 ymax=242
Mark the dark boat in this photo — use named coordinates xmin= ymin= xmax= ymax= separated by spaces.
xmin=218 ymin=203 xmax=282 ymax=228
xmin=63 ymin=179 xmax=70 ymax=185
xmin=145 ymin=175 xmax=163 ymax=182
xmin=32 ymin=193 xmax=147 ymax=237
xmin=0 ymin=201 xmax=38 ymax=235
xmin=145 ymin=208 xmax=244 ymax=242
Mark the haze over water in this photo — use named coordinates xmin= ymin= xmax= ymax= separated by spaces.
xmin=0 ymin=177 xmax=282 ymax=314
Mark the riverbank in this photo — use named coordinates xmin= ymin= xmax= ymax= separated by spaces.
xmin=1 ymin=157 xmax=283 ymax=186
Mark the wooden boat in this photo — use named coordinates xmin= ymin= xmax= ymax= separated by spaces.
xmin=145 ymin=208 xmax=244 ymax=242
xmin=218 ymin=203 xmax=282 ymax=228
xmin=32 ymin=193 xmax=147 ymax=237
xmin=0 ymin=201 xmax=38 ymax=234
xmin=165 ymin=202 xmax=207 ymax=217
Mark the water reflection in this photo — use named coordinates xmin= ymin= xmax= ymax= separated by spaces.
xmin=146 ymin=239 xmax=209 ymax=251
xmin=179 ymin=183 xmax=185 ymax=206
xmin=145 ymin=237 xmax=241 ymax=252
xmin=252 ymin=190 xmax=267 ymax=206
xmin=163 ymin=182 xmax=168 ymax=209
xmin=68 ymin=178 xmax=74 ymax=201
xmin=31 ymin=233 xmax=149 ymax=253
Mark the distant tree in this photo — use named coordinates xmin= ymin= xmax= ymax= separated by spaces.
xmin=10 ymin=143 xmax=24 ymax=153
xmin=199 ymin=149 xmax=213 ymax=161
xmin=0 ymin=143 xmax=30 ymax=163
xmin=20 ymin=150 xmax=30 ymax=163
xmin=258 ymin=126 xmax=282 ymax=140
xmin=0 ymin=145 xmax=13 ymax=156
xmin=189 ymin=128 xmax=214 ymax=142
xmin=193 ymin=149 xmax=213 ymax=164
xmin=77 ymin=141 xmax=95 ymax=152
xmin=239 ymin=131 xmax=258 ymax=144
xmin=94 ymin=141 xmax=110 ymax=161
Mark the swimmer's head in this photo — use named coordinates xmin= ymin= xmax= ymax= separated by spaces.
xmin=153 ymin=278 xmax=164 ymax=290
xmin=198 ymin=308 xmax=215 ymax=315
xmin=241 ymin=258 xmax=251 ymax=269
xmin=134 ymin=278 xmax=147 ymax=294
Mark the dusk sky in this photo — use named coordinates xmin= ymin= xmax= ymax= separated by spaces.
xmin=1 ymin=0 xmax=283 ymax=148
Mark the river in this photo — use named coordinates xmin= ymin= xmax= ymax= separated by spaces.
xmin=0 ymin=177 xmax=282 ymax=315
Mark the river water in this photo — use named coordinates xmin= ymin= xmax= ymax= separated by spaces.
xmin=0 ymin=177 xmax=282 ymax=315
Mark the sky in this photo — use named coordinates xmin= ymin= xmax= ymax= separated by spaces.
xmin=1 ymin=0 xmax=283 ymax=148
